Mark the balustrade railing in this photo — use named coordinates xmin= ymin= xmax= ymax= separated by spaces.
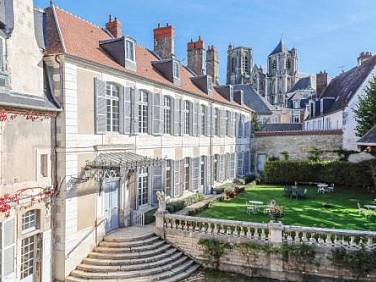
xmin=161 ymin=213 xmax=376 ymax=250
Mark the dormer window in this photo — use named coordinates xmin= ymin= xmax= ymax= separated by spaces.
xmin=173 ymin=61 xmax=180 ymax=79
xmin=208 ymin=77 xmax=213 ymax=92
xmin=125 ymin=39 xmax=135 ymax=62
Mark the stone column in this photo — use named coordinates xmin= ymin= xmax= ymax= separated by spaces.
xmin=268 ymin=221 xmax=284 ymax=275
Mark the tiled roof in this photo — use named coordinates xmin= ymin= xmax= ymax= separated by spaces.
xmin=288 ymin=76 xmax=313 ymax=93
xmin=319 ymin=56 xmax=376 ymax=115
xmin=358 ymin=125 xmax=376 ymax=145
xmin=260 ymin=123 xmax=303 ymax=132
xmin=232 ymin=84 xmax=272 ymax=115
xmin=45 ymin=6 xmax=251 ymax=111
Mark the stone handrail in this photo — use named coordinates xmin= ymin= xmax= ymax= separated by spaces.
xmin=163 ymin=213 xmax=270 ymax=242
xmin=283 ymin=224 xmax=376 ymax=249
xmin=157 ymin=213 xmax=376 ymax=250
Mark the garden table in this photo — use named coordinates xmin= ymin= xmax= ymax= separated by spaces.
xmin=364 ymin=205 xmax=376 ymax=211
xmin=317 ymin=183 xmax=328 ymax=194
xmin=248 ymin=200 xmax=264 ymax=205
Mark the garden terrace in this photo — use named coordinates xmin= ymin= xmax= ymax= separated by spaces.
xmin=195 ymin=185 xmax=376 ymax=231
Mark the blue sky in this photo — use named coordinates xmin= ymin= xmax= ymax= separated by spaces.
xmin=34 ymin=0 xmax=376 ymax=83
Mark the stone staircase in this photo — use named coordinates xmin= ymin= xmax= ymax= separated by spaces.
xmin=66 ymin=232 xmax=200 ymax=282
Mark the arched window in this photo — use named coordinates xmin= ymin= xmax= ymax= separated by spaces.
xmin=163 ymin=96 xmax=172 ymax=134
xmin=139 ymin=90 xmax=149 ymax=133
xmin=184 ymin=101 xmax=191 ymax=135
xmin=106 ymin=83 xmax=120 ymax=132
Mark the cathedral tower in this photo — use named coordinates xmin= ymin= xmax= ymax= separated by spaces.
xmin=266 ymin=39 xmax=298 ymax=106
xmin=226 ymin=45 xmax=253 ymax=85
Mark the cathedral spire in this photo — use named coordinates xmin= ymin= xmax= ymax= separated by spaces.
xmin=269 ymin=39 xmax=287 ymax=56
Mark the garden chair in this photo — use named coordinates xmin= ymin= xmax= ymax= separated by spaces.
xmin=357 ymin=202 xmax=366 ymax=215
xmin=246 ymin=201 xmax=257 ymax=214
xmin=327 ymin=184 xmax=335 ymax=193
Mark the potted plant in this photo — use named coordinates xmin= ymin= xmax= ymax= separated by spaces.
xmin=269 ymin=201 xmax=284 ymax=223
xmin=224 ymin=187 xmax=234 ymax=200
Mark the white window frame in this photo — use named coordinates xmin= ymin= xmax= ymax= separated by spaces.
xmin=125 ymin=39 xmax=135 ymax=62
xmin=137 ymin=168 xmax=149 ymax=208
xmin=200 ymin=105 xmax=207 ymax=136
xmin=173 ymin=61 xmax=180 ymax=79
xmin=139 ymin=90 xmax=149 ymax=133
xmin=163 ymin=96 xmax=172 ymax=134
xmin=214 ymin=108 xmax=220 ymax=136
xmin=106 ymin=83 xmax=120 ymax=133
xmin=21 ymin=210 xmax=40 ymax=234
xmin=184 ymin=101 xmax=191 ymax=135
xmin=36 ymin=148 xmax=51 ymax=186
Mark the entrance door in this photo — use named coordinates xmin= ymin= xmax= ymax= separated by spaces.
xmin=20 ymin=234 xmax=42 ymax=282
xmin=103 ymin=178 xmax=120 ymax=233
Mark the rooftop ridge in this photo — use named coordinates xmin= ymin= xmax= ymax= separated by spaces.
xmin=53 ymin=5 xmax=105 ymax=31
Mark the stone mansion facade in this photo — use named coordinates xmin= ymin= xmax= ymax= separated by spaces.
xmin=43 ymin=5 xmax=253 ymax=280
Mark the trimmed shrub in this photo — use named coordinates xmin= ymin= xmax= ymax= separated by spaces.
xmin=144 ymin=208 xmax=157 ymax=224
xmin=166 ymin=193 xmax=205 ymax=213
xmin=263 ymin=159 xmax=376 ymax=191
xmin=166 ymin=200 xmax=185 ymax=213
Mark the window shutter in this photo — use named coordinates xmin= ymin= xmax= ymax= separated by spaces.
xmin=94 ymin=78 xmax=107 ymax=134
xmin=121 ymin=87 xmax=132 ymax=135
xmin=230 ymin=153 xmax=235 ymax=179
xmin=173 ymin=98 xmax=181 ymax=136
xmin=192 ymin=157 xmax=200 ymax=191
xmin=152 ymin=165 xmax=163 ymax=205
xmin=192 ymin=102 xmax=198 ymax=136
xmin=180 ymin=100 xmax=185 ymax=136
xmin=232 ymin=112 xmax=236 ymax=137
xmin=220 ymin=155 xmax=225 ymax=182
xmin=237 ymin=152 xmax=244 ymax=177
xmin=119 ymin=85 xmax=125 ymax=134
xmin=179 ymin=159 xmax=185 ymax=195
xmin=235 ymin=113 xmax=240 ymax=138
xmin=209 ymin=106 xmax=214 ymax=137
xmin=206 ymin=106 xmax=211 ymax=137
xmin=209 ymin=155 xmax=214 ymax=184
xmin=244 ymin=151 xmax=250 ymax=176
xmin=220 ymin=110 xmax=226 ymax=137
xmin=0 ymin=38 xmax=4 ymax=72
xmin=147 ymin=92 xmax=153 ymax=135
xmin=133 ymin=89 xmax=140 ymax=134
xmin=171 ymin=160 xmax=177 ymax=197
xmin=152 ymin=93 xmax=163 ymax=135
xmin=2 ymin=218 xmax=16 ymax=277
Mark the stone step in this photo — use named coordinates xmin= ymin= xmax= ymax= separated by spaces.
xmin=77 ymin=251 xmax=184 ymax=272
xmin=82 ymin=248 xmax=179 ymax=266
xmin=94 ymin=240 xmax=166 ymax=253
xmin=103 ymin=232 xmax=155 ymax=243
xmin=156 ymin=264 xmax=201 ymax=282
xmin=88 ymin=244 xmax=172 ymax=260
xmin=70 ymin=256 xmax=191 ymax=280
xmin=99 ymin=235 xmax=160 ymax=248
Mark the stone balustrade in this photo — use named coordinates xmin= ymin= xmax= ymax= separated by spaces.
xmin=158 ymin=212 xmax=376 ymax=250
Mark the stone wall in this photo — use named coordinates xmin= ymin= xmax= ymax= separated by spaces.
xmin=254 ymin=130 xmax=343 ymax=161
xmin=155 ymin=213 xmax=376 ymax=282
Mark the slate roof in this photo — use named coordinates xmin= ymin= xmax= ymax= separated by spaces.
xmin=319 ymin=55 xmax=376 ymax=115
xmin=0 ymin=91 xmax=60 ymax=112
xmin=260 ymin=123 xmax=303 ymax=132
xmin=44 ymin=6 xmax=252 ymax=112
xmin=358 ymin=125 xmax=376 ymax=145
xmin=269 ymin=40 xmax=287 ymax=56
xmin=288 ymin=76 xmax=313 ymax=93
xmin=232 ymin=84 xmax=272 ymax=115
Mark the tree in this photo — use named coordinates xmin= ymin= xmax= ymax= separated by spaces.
xmin=354 ymin=76 xmax=376 ymax=137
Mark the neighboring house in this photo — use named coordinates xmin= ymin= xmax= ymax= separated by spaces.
xmin=43 ymin=4 xmax=253 ymax=280
xmin=232 ymin=84 xmax=272 ymax=124
xmin=304 ymin=53 xmax=376 ymax=150
xmin=358 ymin=124 xmax=376 ymax=153
xmin=0 ymin=0 xmax=60 ymax=281
xmin=287 ymin=76 xmax=316 ymax=123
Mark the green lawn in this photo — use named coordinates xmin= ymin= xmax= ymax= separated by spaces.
xmin=196 ymin=185 xmax=376 ymax=231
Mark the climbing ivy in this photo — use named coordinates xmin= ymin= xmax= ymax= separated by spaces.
xmin=198 ymin=238 xmax=232 ymax=269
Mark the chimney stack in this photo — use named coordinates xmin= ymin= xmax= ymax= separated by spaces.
xmin=153 ymin=23 xmax=175 ymax=60
xmin=207 ymin=45 xmax=220 ymax=85
xmin=187 ymin=36 xmax=206 ymax=76
xmin=316 ymin=71 xmax=328 ymax=97
xmin=358 ymin=51 xmax=373 ymax=66
xmin=106 ymin=15 xmax=122 ymax=38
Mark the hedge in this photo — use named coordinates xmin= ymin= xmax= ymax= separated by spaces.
xmin=263 ymin=159 xmax=376 ymax=191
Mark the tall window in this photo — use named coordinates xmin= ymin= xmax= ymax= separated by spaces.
xmin=125 ymin=39 xmax=135 ymax=61
xmin=184 ymin=158 xmax=190 ymax=191
xmin=139 ymin=90 xmax=148 ymax=133
xmin=214 ymin=155 xmax=219 ymax=182
xmin=106 ymin=83 xmax=120 ymax=132
xmin=165 ymin=160 xmax=172 ymax=197
xmin=184 ymin=101 xmax=191 ymax=135
xmin=137 ymin=168 xmax=149 ymax=207
xmin=164 ymin=96 xmax=172 ymax=134
xmin=226 ymin=111 xmax=231 ymax=136
xmin=21 ymin=236 xmax=37 ymax=279
xmin=200 ymin=105 xmax=207 ymax=135
xmin=200 ymin=156 xmax=205 ymax=187
xmin=214 ymin=108 xmax=220 ymax=136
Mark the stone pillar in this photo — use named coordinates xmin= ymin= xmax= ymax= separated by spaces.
xmin=268 ymin=221 xmax=283 ymax=244
xmin=154 ymin=210 xmax=167 ymax=239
